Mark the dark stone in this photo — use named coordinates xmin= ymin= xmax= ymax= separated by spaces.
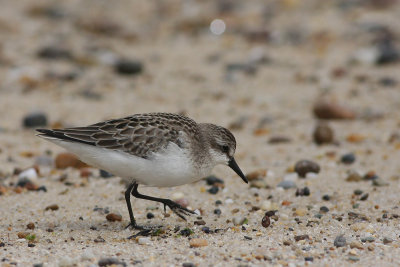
xmin=379 ymin=77 xmax=397 ymax=87
xmin=322 ymin=194 xmax=330 ymax=201
xmin=215 ymin=200 xmax=222 ymax=205
xmin=208 ymin=186 xmax=219 ymax=194
xmin=376 ymin=40 xmax=399 ymax=65
xmin=114 ymin=60 xmax=143 ymax=75
xmin=313 ymin=122 xmax=334 ymax=145
xmin=182 ymin=263 xmax=195 ymax=267
xmin=304 ymin=257 xmax=314 ymax=262
xmin=268 ymin=136 xmax=291 ymax=144
xmin=205 ymin=175 xmax=224 ymax=185
xmin=100 ymin=169 xmax=114 ymax=178
xmin=294 ymin=235 xmax=309 ymax=241
xmin=201 ymin=226 xmax=211 ymax=233
xmin=28 ymin=243 xmax=35 ymax=247
xmin=36 ymin=186 xmax=47 ymax=192
xmin=320 ymin=206 xmax=329 ymax=213
xmin=179 ymin=228 xmax=193 ymax=237
xmin=213 ymin=208 xmax=221 ymax=215
xmin=354 ymin=189 xmax=363 ymax=195
xmin=296 ymin=187 xmax=310 ymax=197
xmin=334 ymin=235 xmax=346 ymax=247
xmin=23 ymin=112 xmax=48 ymax=128
xmin=98 ymin=258 xmax=127 ymax=267
xmin=33 ymin=264 xmax=43 ymax=267
xmin=341 ymin=153 xmax=355 ymax=164
xmin=294 ymin=160 xmax=320 ymax=178
xmin=37 ymin=46 xmax=72 ymax=60
xmin=146 ymin=212 xmax=154 ymax=219
xmin=360 ymin=193 xmax=369 ymax=201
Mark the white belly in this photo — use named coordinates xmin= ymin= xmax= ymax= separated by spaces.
xmin=48 ymin=139 xmax=212 ymax=187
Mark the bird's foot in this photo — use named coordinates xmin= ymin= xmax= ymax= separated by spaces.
xmin=163 ymin=199 xmax=196 ymax=221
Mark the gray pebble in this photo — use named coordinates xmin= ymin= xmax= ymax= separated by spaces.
xmin=277 ymin=180 xmax=296 ymax=189
xmin=98 ymin=258 xmax=126 ymax=267
xmin=334 ymin=235 xmax=346 ymax=247
xmin=23 ymin=112 xmax=48 ymax=128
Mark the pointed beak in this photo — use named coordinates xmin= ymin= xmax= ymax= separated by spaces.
xmin=228 ymin=158 xmax=248 ymax=184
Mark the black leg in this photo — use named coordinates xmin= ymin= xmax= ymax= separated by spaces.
xmin=124 ymin=182 xmax=143 ymax=229
xmin=131 ymin=184 xmax=196 ymax=221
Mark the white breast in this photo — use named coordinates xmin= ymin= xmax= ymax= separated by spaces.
xmin=46 ymin=139 xmax=213 ymax=187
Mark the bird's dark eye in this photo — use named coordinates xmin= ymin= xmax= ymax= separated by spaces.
xmin=221 ymin=145 xmax=229 ymax=153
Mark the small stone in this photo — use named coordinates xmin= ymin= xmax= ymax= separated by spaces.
xmin=17 ymin=232 xmax=29 ymax=239
xmin=383 ymin=237 xmax=393 ymax=244
xmin=33 ymin=264 xmax=43 ymax=267
xmin=55 ymin=153 xmax=88 ymax=169
xmin=320 ymin=206 xmax=329 ymax=213
xmin=346 ymin=171 xmax=362 ymax=182
xmin=98 ymin=258 xmax=127 ymax=267
xmin=207 ymin=186 xmax=219 ymax=194
xmin=360 ymin=193 xmax=369 ymax=201
xmin=80 ymin=168 xmax=92 ymax=178
xmin=171 ymin=192 xmax=185 ymax=200
xmin=354 ymin=189 xmax=363 ymax=195
xmin=146 ymin=213 xmax=154 ymax=219
xmin=295 ymin=187 xmax=310 ymax=196
xmin=294 ymin=160 xmax=320 ymax=178
xmin=106 ymin=213 xmax=122 ymax=222
xmin=361 ymin=236 xmax=375 ymax=242
xmin=37 ymin=46 xmax=72 ymax=60
xmin=372 ymin=177 xmax=389 ymax=186
xmin=23 ymin=112 xmax=48 ymax=128
xmin=304 ymin=257 xmax=313 ymax=262
xmin=18 ymin=168 xmax=38 ymax=181
xmin=214 ymin=209 xmax=221 ymax=215
xmin=194 ymin=220 xmax=206 ymax=225
xmin=295 ymin=208 xmax=307 ymax=216
xmin=313 ymin=99 xmax=356 ymax=120
xmin=245 ymin=169 xmax=267 ymax=181
xmin=34 ymin=155 xmax=54 ymax=166
xmin=45 ymin=204 xmax=59 ymax=211
xmin=182 ymin=263 xmax=195 ymax=267
xmin=313 ymin=122 xmax=334 ymax=145
xmin=27 ymin=222 xmax=35 ymax=230
xmin=379 ymin=77 xmax=397 ymax=87
xmin=250 ymin=179 xmax=269 ymax=189
xmin=233 ymin=216 xmax=246 ymax=226
xmin=350 ymin=241 xmax=363 ymax=249
xmin=268 ymin=136 xmax=291 ymax=144
xmin=114 ymin=59 xmax=143 ymax=75
xmin=205 ymin=175 xmax=224 ymax=185
xmin=201 ymin=226 xmax=211 ymax=233
xmin=94 ymin=236 xmax=106 ymax=243
xmin=341 ymin=153 xmax=356 ymax=164
xmin=99 ymin=170 xmax=113 ymax=178
xmin=261 ymin=214 xmax=270 ymax=228
xmin=138 ymin=237 xmax=151 ymax=245
xmin=348 ymin=256 xmax=360 ymax=262
xmin=294 ymin=235 xmax=309 ymax=241
xmin=322 ymin=195 xmax=330 ymax=201
xmin=277 ymin=180 xmax=296 ymax=189
xmin=180 ymin=228 xmax=193 ymax=236
xmin=189 ymin=238 xmax=208 ymax=247
xmin=334 ymin=235 xmax=347 ymax=247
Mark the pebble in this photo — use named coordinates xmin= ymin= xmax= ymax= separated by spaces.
xmin=294 ymin=160 xmax=320 ymax=178
xmin=322 ymin=195 xmax=330 ymax=201
xmin=17 ymin=232 xmax=29 ymax=239
xmin=277 ymin=180 xmax=296 ymax=189
xmin=114 ymin=59 xmax=143 ymax=75
xmin=313 ymin=122 xmax=334 ymax=144
xmin=23 ymin=112 xmax=48 ymax=128
xmin=379 ymin=77 xmax=397 ymax=87
xmin=138 ymin=237 xmax=151 ymax=245
xmin=245 ymin=169 xmax=267 ymax=180
xmin=208 ymin=186 xmax=219 ymax=194
xmin=295 ymin=208 xmax=307 ymax=216
xmin=189 ymin=238 xmax=208 ymax=247
xmin=99 ymin=169 xmax=113 ymax=178
xmin=320 ymin=206 xmax=329 ymax=213
xmin=182 ymin=263 xmax=195 ymax=267
xmin=350 ymin=241 xmax=363 ymax=249
xmin=376 ymin=39 xmax=399 ymax=65
xmin=201 ymin=226 xmax=211 ymax=233
xmin=261 ymin=214 xmax=270 ymax=228
xmin=214 ymin=209 xmax=221 ymax=215
xmin=295 ymin=187 xmax=310 ymax=196
xmin=45 ymin=204 xmax=59 ymax=211
xmin=261 ymin=200 xmax=272 ymax=210
xmin=383 ymin=237 xmax=393 ymax=244
xmin=194 ymin=220 xmax=206 ymax=225
xmin=361 ymin=236 xmax=375 ymax=242
xmin=294 ymin=235 xmax=309 ymax=241
xmin=232 ymin=216 xmax=246 ymax=226
xmin=372 ymin=177 xmax=389 ymax=186
xmin=34 ymin=155 xmax=54 ymax=166
xmin=26 ymin=222 xmax=35 ymax=230
xmin=146 ymin=212 xmax=154 ymax=219
xmin=55 ymin=153 xmax=87 ymax=169
xmin=334 ymin=235 xmax=347 ymax=247
xmin=37 ymin=46 xmax=72 ymax=60
xmin=171 ymin=192 xmax=185 ymax=200
xmin=106 ymin=213 xmax=122 ymax=222
xmin=348 ymin=256 xmax=360 ymax=262
xmin=354 ymin=189 xmax=363 ymax=195
xmin=346 ymin=170 xmax=362 ymax=182
xmin=313 ymin=99 xmax=356 ymax=120
xmin=98 ymin=258 xmax=127 ymax=267
xmin=268 ymin=136 xmax=292 ymax=144
xmin=341 ymin=153 xmax=356 ymax=164
xmin=360 ymin=193 xmax=369 ymax=201
xmin=304 ymin=257 xmax=313 ymax=262
xmin=205 ymin=175 xmax=224 ymax=185
xmin=250 ymin=179 xmax=269 ymax=189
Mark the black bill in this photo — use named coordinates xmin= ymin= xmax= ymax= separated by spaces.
xmin=228 ymin=158 xmax=248 ymax=184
